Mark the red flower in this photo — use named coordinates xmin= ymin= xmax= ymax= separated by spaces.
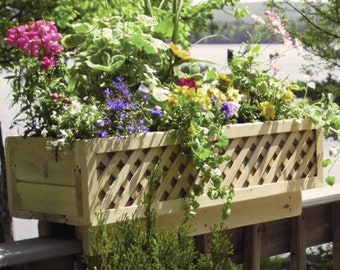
xmin=178 ymin=77 xmax=199 ymax=89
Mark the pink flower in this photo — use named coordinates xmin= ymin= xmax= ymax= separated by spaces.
xmin=5 ymin=20 xmax=63 ymax=68
xmin=294 ymin=38 xmax=303 ymax=54
xmin=41 ymin=55 xmax=56 ymax=69
xmin=264 ymin=10 xmax=293 ymax=47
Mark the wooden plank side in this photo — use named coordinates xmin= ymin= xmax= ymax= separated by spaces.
xmin=302 ymin=184 xmax=340 ymax=207
xmin=223 ymin=119 xmax=315 ymax=139
xmin=261 ymin=218 xmax=292 ymax=258
xmin=243 ymin=224 xmax=262 ymax=270
xmin=77 ymin=119 xmax=316 ymax=154
xmin=290 ymin=214 xmax=306 ymax=270
xmin=156 ymin=191 xmax=301 ymax=236
xmin=93 ymin=178 xmax=312 ymax=226
xmin=15 ymin=182 xmax=78 ymax=217
xmin=315 ymin=128 xmax=324 ymax=186
xmin=305 ymin=204 xmax=332 ymax=247
xmin=5 ymin=137 xmax=76 ymax=186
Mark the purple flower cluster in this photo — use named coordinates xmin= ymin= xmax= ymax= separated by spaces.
xmin=98 ymin=77 xmax=163 ymax=140
xmin=220 ymin=101 xmax=240 ymax=118
xmin=5 ymin=20 xmax=63 ymax=69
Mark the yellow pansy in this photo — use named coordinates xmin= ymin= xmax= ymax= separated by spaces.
xmin=168 ymin=95 xmax=179 ymax=108
xmin=183 ymin=87 xmax=197 ymax=100
xmin=170 ymin=42 xmax=192 ymax=60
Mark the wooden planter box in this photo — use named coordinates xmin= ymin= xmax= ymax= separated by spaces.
xmin=6 ymin=119 xmax=323 ymax=235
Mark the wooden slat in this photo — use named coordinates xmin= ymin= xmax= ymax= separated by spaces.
xmin=155 ymin=191 xmax=302 ymax=236
xmin=332 ymin=201 xmax=340 ymax=269
xmin=290 ymin=214 xmax=306 ymax=269
xmin=243 ymin=224 xmax=262 ymax=270
xmin=5 ymin=137 xmax=76 ymax=186
xmin=302 ymin=184 xmax=340 ymax=207
xmin=305 ymin=204 xmax=332 ymax=247
xmin=77 ymin=119 xmax=315 ymax=154
xmin=16 ymin=182 xmax=78 ymax=217
xmin=222 ymin=119 xmax=315 ymax=138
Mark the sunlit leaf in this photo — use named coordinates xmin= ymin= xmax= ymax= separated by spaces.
xmin=326 ymin=176 xmax=335 ymax=186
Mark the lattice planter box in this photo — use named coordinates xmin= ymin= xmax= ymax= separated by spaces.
xmin=6 ymin=119 xmax=323 ymax=234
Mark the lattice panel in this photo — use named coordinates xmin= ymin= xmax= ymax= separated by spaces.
xmin=94 ymin=129 xmax=317 ymax=210
xmin=95 ymin=145 xmax=199 ymax=210
xmin=220 ymin=129 xmax=316 ymax=189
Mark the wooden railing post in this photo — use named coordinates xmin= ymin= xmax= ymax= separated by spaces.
xmin=290 ymin=213 xmax=306 ymax=269
xmin=243 ymin=224 xmax=262 ymax=270
xmin=332 ymin=201 xmax=340 ymax=268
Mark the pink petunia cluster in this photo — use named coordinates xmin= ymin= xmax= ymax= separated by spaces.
xmin=5 ymin=20 xmax=63 ymax=69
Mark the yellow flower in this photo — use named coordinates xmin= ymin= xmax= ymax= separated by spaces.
xmin=183 ymin=87 xmax=196 ymax=100
xmin=260 ymin=101 xmax=276 ymax=120
xmin=168 ymin=95 xmax=179 ymax=108
xmin=188 ymin=122 xmax=195 ymax=133
xmin=218 ymin=73 xmax=231 ymax=84
xmin=227 ymin=88 xmax=242 ymax=102
xmin=281 ymin=89 xmax=294 ymax=103
xmin=170 ymin=42 xmax=191 ymax=60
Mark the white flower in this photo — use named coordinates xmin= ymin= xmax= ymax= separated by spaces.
xmin=60 ymin=129 xmax=67 ymax=138
xmin=41 ymin=128 xmax=48 ymax=137
xmin=212 ymin=168 xmax=222 ymax=176
xmin=203 ymin=163 xmax=210 ymax=171
xmin=70 ymin=100 xmax=82 ymax=115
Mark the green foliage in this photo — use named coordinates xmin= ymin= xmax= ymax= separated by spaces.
xmin=1 ymin=0 xmax=240 ymax=70
xmin=62 ymin=16 xmax=171 ymax=99
xmin=267 ymin=0 xmax=340 ymax=71
xmin=260 ymin=256 xmax=289 ymax=270
xmin=85 ymin=163 xmax=239 ymax=270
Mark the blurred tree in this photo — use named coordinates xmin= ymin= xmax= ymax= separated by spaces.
xmin=267 ymin=0 xmax=340 ymax=73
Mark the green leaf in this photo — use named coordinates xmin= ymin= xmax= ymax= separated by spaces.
xmin=152 ymin=86 xmax=170 ymax=102
xmin=154 ymin=17 xmax=174 ymax=38
xmin=234 ymin=7 xmax=248 ymax=19
xmin=258 ymin=81 xmax=268 ymax=94
xmin=129 ymin=35 xmax=157 ymax=54
xmin=205 ymin=67 xmax=218 ymax=82
xmin=326 ymin=176 xmax=335 ymax=186
xmin=73 ymin=23 xmax=91 ymax=34
xmin=62 ymin=34 xmax=86 ymax=48
xmin=322 ymin=159 xmax=332 ymax=167
xmin=249 ymin=44 xmax=261 ymax=57
xmin=85 ymin=58 xmax=123 ymax=72
xmin=137 ymin=15 xmax=157 ymax=27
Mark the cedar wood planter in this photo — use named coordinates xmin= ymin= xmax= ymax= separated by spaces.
xmin=5 ymin=119 xmax=324 ymax=236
